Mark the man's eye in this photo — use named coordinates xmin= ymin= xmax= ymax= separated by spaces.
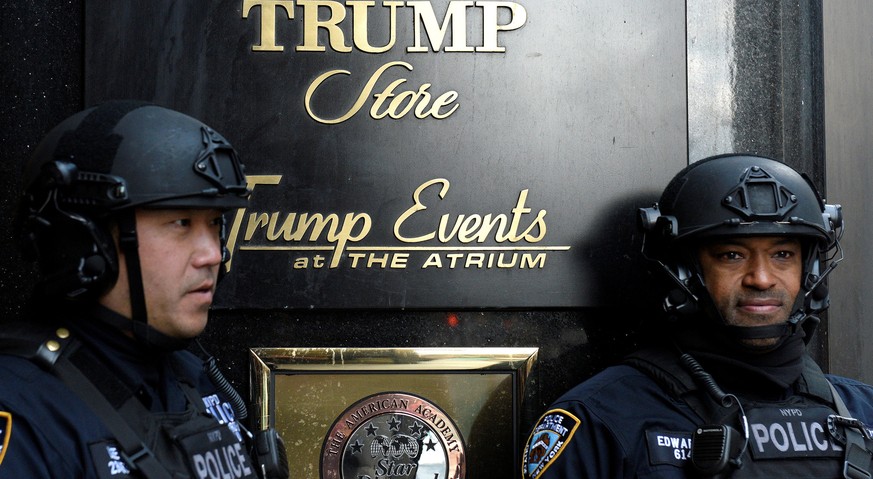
xmin=173 ymin=219 xmax=192 ymax=227
xmin=719 ymin=251 xmax=741 ymax=260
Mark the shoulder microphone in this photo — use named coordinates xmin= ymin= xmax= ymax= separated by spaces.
xmin=680 ymin=353 xmax=749 ymax=477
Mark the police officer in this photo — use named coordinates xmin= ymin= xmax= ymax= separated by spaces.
xmin=523 ymin=154 xmax=873 ymax=478
xmin=0 ymin=101 xmax=288 ymax=478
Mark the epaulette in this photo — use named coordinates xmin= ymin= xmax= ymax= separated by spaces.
xmin=0 ymin=322 xmax=76 ymax=369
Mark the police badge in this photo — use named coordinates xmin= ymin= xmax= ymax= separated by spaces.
xmin=321 ymin=392 xmax=466 ymax=479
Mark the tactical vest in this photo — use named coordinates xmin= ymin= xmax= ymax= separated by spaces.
xmin=626 ymin=347 xmax=873 ymax=479
xmin=0 ymin=324 xmax=258 ymax=479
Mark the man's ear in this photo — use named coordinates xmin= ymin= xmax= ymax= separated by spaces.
xmin=96 ymin=221 xmax=133 ymax=319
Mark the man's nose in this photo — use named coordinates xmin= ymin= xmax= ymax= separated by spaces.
xmin=193 ymin=224 xmax=223 ymax=268
xmin=742 ymin=255 xmax=777 ymax=290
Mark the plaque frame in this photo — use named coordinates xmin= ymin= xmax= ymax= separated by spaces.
xmin=249 ymin=347 xmax=539 ymax=478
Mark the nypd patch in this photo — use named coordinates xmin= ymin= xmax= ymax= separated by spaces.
xmin=0 ymin=411 xmax=10 ymax=466
xmin=747 ymin=406 xmax=843 ymax=459
xmin=522 ymin=409 xmax=581 ymax=479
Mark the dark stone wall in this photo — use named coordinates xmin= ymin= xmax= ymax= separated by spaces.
xmin=0 ymin=2 xmax=834 ymax=469
xmin=0 ymin=2 xmax=84 ymax=320
xmin=0 ymin=2 xmax=653 ymax=450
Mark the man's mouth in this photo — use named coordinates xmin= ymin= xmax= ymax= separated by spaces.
xmin=188 ymin=281 xmax=215 ymax=299
xmin=737 ymin=298 xmax=783 ymax=316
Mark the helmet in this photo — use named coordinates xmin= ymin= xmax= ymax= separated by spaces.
xmin=19 ymin=101 xmax=249 ymax=308
xmin=637 ymin=154 xmax=843 ymax=333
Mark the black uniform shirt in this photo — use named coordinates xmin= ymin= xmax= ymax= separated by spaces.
xmin=0 ymin=310 xmax=247 ymax=478
xmin=522 ymin=361 xmax=873 ymax=479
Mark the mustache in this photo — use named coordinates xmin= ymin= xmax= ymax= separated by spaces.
xmin=737 ymin=290 xmax=791 ymax=301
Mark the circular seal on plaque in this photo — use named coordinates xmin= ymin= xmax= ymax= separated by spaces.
xmin=321 ymin=392 xmax=466 ymax=479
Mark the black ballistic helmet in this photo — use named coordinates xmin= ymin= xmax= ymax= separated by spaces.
xmin=20 ymin=101 xmax=250 ymax=304
xmin=637 ymin=154 xmax=843 ymax=338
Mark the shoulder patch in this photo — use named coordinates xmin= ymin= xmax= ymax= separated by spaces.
xmin=0 ymin=411 xmax=11 ymax=466
xmin=522 ymin=409 xmax=581 ymax=479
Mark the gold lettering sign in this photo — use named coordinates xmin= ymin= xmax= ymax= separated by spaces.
xmin=241 ymin=1 xmax=529 ymax=123
xmin=242 ymin=1 xmax=528 ymax=54
xmin=305 ymin=61 xmax=460 ymax=123
xmin=225 ymin=176 xmax=569 ymax=272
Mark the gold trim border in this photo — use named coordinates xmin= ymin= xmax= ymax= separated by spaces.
xmin=249 ymin=347 xmax=539 ymax=431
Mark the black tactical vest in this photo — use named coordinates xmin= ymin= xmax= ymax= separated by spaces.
xmin=626 ymin=347 xmax=873 ymax=479
xmin=0 ymin=323 xmax=258 ymax=479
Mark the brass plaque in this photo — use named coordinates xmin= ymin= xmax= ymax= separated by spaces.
xmin=249 ymin=347 xmax=538 ymax=479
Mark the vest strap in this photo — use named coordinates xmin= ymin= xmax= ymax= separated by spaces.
xmin=828 ymin=382 xmax=873 ymax=479
xmin=52 ymin=340 xmax=174 ymax=479
xmin=0 ymin=324 xmax=174 ymax=478
xmin=844 ymin=442 xmax=873 ymax=479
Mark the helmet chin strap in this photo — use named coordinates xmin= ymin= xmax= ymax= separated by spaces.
xmin=115 ymin=210 xmax=190 ymax=351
